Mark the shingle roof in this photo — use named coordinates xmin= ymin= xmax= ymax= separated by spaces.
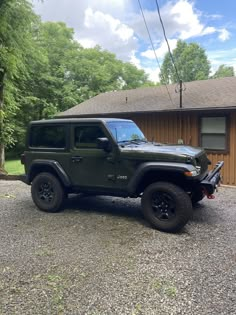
xmin=58 ymin=77 xmax=236 ymax=117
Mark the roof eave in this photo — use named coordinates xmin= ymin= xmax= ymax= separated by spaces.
xmin=58 ymin=106 xmax=236 ymax=118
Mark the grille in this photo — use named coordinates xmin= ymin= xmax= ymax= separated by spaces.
xmin=196 ymin=153 xmax=210 ymax=175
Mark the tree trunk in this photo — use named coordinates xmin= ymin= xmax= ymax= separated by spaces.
xmin=0 ymin=70 xmax=6 ymax=174
xmin=0 ymin=144 xmax=6 ymax=174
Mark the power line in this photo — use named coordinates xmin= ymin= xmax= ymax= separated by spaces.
xmin=137 ymin=0 xmax=175 ymax=107
xmin=155 ymin=0 xmax=181 ymax=83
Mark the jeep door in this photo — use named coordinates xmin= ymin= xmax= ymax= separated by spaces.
xmin=68 ymin=123 xmax=118 ymax=192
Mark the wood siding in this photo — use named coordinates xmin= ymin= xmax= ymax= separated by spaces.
xmin=129 ymin=111 xmax=236 ymax=186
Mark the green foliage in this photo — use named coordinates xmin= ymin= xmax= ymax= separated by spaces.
xmin=5 ymin=160 xmax=24 ymax=175
xmin=0 ymin=0 xmax=38 ymax=161
xmin=160 ymin=40 xmax=210 ymax=84
xmin=212 ymin=64 xmax=235 ymax=79
xmin=1 ymin=6 xmax=149 ymax=160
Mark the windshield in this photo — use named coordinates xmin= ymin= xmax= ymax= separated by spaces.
xmin=106 ymin=121 xmax=147 ymax=144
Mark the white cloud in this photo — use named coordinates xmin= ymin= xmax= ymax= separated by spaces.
xmin=218 ymin=28 xmax=230 ymax=41
xmin=145 ymin=67 xmax=160 ymax=83
xmin=77 ymin=38 xmax=96 ymax=48
xmin=205 ymin=14 xmax=223 ymax=20
xmin=32 ymin=0 xmax=233 ymax=82
xmin=77 ymin=8 xmax=137 ymax=60
xmin=129 ymin=0 xmax=221 ymax=43
xmin=141 ymin=39 xmax=178 ymax=60
xmin=84 ymin=8 xmax=134 ymax=43
xmin=207 ymin=48 xmax=236 ymax=74
xmin=32 ymin=0 xmax=136 ymax=61
xmin=202 ymin=26 xmax=216 ymax=36
xmin=89 ymin=0 xmax=127 ymax=16
xmin=130 ymin=51 xmax=142 ymax=69
xmin=169 ymin=0 xmax=219 ymax=40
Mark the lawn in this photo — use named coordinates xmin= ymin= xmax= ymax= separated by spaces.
xmin=5 ymin=160 xmax=24 ymax=175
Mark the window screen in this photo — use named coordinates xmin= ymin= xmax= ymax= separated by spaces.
xmin=30 ymin=125 xmax=66 ymax=148
xmin=74 ymin=125 xmax=106 ymax=148
xmin=200 ymin=117 xmax=227 ymax=151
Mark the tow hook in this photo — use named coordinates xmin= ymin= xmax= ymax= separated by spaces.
xmin=202 ymin=188 xmax=215 ymax=199
xmin=207 ymin=194 xmax=215 ymax=199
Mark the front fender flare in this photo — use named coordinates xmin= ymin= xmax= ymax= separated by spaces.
xmin=127 ymin=162 xmax=197 ymax=195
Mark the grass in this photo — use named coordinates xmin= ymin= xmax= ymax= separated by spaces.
xmin=5 ymin=159 xmax=24 ymax=175
xmin=152 ymin=279 xmax=178 ymax=298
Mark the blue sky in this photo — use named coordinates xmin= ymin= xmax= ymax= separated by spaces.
xmin=32 ymin=0 xmax=236 ymax=82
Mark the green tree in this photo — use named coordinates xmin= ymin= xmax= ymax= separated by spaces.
xmin=212 ymin=64 xmax=235 ymax=79
xmin=0 ymin=0 xmax=37 ymax=172
xmin=9 ymin=21 xmax=81 ymax=154
xmin=68 ymin=46 xmax=148 ymax=97
xmin=121 ymin=62 xmax=148 ymax=89
xmin=5 ymin=18 xmax=150 ymax=158
xmin=160 ymin=40 xmax=210 ymax=84
xmin=22 ymin=21 xmax=82 ymax=117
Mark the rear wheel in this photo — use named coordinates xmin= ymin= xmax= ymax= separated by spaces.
xmin=31 ymin=172 xmax=65 ymax=212
xmin=141 ymin=182 xmax=192 ymax=233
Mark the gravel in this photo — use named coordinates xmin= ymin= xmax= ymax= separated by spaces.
xmin=0 ymin=180 xmax=235 ymax=315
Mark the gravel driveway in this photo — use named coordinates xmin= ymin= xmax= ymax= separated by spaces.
xmin=0 ymin=180 xmax=235 ymax=315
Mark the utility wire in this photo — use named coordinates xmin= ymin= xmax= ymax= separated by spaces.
xmin=155 ymin=0 xmax=181 ymax=83
xmin=137 ymin=0 xmax=175 ymax=107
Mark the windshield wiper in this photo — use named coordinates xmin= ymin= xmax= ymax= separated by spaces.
xmin=118 ymin=139 xmax=147 ymax=145
xmin=130 ymin=138 xmax=147 ymax=143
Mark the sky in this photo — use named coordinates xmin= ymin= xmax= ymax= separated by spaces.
xmin=32 ymin=0 xmax=236 ymax=82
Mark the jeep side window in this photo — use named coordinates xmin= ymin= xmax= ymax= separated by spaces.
xmin=74 ymin=126 xmax=106 ymax=148
xmin=30 ymin=125 xmax=66 ymax=148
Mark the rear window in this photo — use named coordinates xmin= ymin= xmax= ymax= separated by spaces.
xmin=30 ymin=125 xmax=66 ymax=148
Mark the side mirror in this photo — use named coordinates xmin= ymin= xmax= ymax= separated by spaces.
xmin=97 ymin=137 xmax=111 ymax=152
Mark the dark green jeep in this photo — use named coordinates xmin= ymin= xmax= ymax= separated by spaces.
xmin=21 ymin=118 xmax=224 ymax=233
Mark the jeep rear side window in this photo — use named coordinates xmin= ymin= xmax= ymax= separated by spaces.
xmin=74 ymin=126 xmax=105 ymax=148
xmin=30 ymin=125 xmax=66 ymax=148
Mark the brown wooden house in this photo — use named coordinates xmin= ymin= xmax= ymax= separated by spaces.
xmin=59 ymin=77 xmax=236 ymax=186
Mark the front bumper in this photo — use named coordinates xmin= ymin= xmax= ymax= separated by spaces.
xmin=200 ymin=161 xmax=224 ymax=195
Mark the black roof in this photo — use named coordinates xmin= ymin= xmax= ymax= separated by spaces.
xmin=29 ymin=118 xmax=132 ymax=125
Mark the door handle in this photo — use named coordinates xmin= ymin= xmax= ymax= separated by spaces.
xmin=71 ymin=156 xmax=83 ymax=163
xmin=106 ymin=156 xmax=115 ymax=163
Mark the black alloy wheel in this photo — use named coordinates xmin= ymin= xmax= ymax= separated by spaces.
xmin=31 ymin=172 xmax=65 ymax=212
xmin=37 ymin=181 xmax=55 ymax=204
xmin=141 ymin=182 xmax=192 ymax=233
xmin=151 ymin=191 xmax=176 ymax=221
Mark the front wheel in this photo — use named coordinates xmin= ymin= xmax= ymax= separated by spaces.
xmin=141 ymin=182 xmax=192 ymax=233
xmin=31 ymin=172 xmax=65 ymax=212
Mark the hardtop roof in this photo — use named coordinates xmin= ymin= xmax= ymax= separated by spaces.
xmin=29 ymin=117 xmax=132 ymax=125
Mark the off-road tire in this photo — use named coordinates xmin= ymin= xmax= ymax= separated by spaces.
xmin=141 ymin=182 xmax=192 ymax=233
xmin=31 ymin=172 xmax=65 ymax=212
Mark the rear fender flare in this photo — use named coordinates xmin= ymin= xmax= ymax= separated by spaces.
xmin=27 ymin=160 xmax=71 ymax=187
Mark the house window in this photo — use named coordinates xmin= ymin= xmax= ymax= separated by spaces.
xmin=200 ymin=116 xmax=227 ymax=151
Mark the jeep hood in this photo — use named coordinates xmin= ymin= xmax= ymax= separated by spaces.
xmin=119 ymin=142 xmax=204 ymax=162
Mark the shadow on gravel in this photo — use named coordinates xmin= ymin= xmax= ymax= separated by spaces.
xmin=64 ymin=194 xmax=148 ymax=227
xmin=191 ymin=201 xmax=220 ymax=224
xmin=63 ymin=194 xmax=213 ymax=230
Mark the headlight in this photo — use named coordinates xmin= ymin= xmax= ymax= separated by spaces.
xmin=184 ymin=166 xmax=201 ymax=177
